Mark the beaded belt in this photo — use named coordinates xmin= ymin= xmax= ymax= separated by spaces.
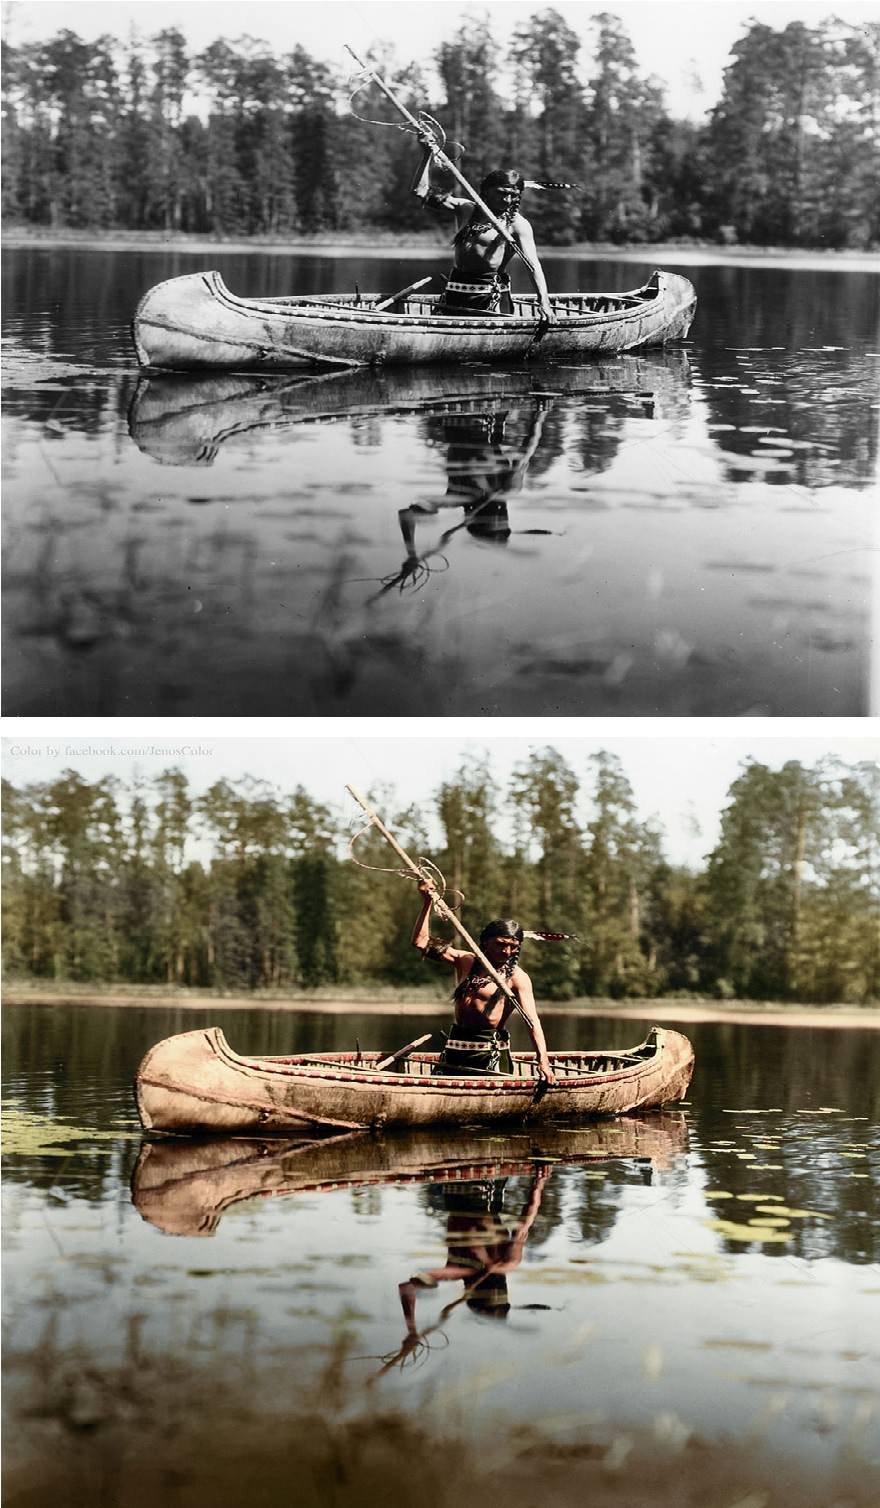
xmin=444 ymin=1036 xmax=507 ymax=1053
xmin=445 ymin=278 xmax=499 ymax=295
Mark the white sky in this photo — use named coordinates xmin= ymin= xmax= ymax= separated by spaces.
xmin=6 ymin=1 xmax=878 ymax=120
xmin=3 ymin=725 xmax=877 ymax=869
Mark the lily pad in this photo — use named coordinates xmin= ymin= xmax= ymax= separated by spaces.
xmin=706 ymin=1219 xmax=792 ymax=1243
xmin=1 ymin=1105 xmax=139 ymax=1157
xmin=754 ymin=1205 xmax=829 ymax=1220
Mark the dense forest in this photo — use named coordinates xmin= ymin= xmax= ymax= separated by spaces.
xmin=3 ymin=751 xmax=878 ymax=1004
xmin=2 ymin=10 xmax=878 ymax=249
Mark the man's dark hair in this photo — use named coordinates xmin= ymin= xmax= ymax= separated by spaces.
xmin=479 ymin=918 xmax=524 ymax=946
xmin=479 ymin=169 xmax=525 ymax=196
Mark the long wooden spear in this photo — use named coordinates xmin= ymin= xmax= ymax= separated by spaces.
xmin=344 ymin=46 xmax=545 ymax=307
xmin=345 ymin=783 xmax=529 ymax=1024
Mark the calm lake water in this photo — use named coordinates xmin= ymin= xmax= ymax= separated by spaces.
xmin=2 ymin=247 xmax=878 ymax=716
xmin=3 ymin=1002 xmax=879 ymax=1507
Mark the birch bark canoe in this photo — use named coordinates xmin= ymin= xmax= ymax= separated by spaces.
xmin=134 ymin=1025 xmax=695 ymax=1135
xmin=131 ymin=268 xmax=697 ymax=371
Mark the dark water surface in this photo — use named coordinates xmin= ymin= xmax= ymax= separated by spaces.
xmin=2 ymin=247 xmax=877 ymax=715
xmin=3 ymin=1003 xmax=879 ymax=1506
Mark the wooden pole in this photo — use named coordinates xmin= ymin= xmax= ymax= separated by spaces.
xmin=345 ymin=783 xmax=529 ymax=1023
xmin=344 ymin=46 xmax=544 ymax=304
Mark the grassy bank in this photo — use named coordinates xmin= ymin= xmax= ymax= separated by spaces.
xmin=5 ymin=224 xmax=878 ymax=271
xmin=3 ymin=977 xmax=878 ymax=1029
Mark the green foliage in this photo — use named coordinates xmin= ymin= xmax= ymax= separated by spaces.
xmin=1 ymin=14 xmax=876 ymax=247
xmin=705 ymin=758 xmax=880 ymax=1003
xmin=2 ymin=755 xmax=878 ymax=1004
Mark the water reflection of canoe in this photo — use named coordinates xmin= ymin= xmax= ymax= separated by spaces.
xmin=131 ymin=1115 xmax=690 ymax=1237
xmin=134 ymin=1025 xmax=695 ymax=1135
xmin=128 ymin=351 xmax=690 ymax=465
xmin=131 ymin=269 xmax=697 ymax=371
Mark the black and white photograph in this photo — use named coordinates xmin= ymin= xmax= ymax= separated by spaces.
xmin=2 ymin=0 xmax=878 ymax=715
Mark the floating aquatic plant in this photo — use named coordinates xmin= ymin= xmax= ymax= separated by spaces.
xmin=1 ymin=1105 xmax=138 ymax=1157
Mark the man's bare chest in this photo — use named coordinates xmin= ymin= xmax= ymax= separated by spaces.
xmin=458 ymin=224 xmax=516 ymax=267
xmin=455 ymin=969 xmax=515 ymax=1024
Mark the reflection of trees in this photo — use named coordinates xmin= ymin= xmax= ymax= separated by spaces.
xmin=687 ymin=1020 xmax=880 ymax=1119
xmin=570 ymin=394 xmax=641 ymax=479
xmin=690 ymin=1024 xmax=879 ymax=1264
xmin=568 ymin=1161 xmax=655 ymax=1247
xmin=695 ymin=269 xmax=878 ymax=490
xmin=700 ymin=1129 xmax=878 ymax=1265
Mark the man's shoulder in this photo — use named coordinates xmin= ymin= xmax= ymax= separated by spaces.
xmin=510 ymin=962 xmax=531 ymax=984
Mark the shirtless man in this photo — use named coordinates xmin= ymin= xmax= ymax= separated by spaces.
xmin=411 ymin=136 xmax=555 ymax=323
xmin=411 ymin=878 xmax=557 ymax=1083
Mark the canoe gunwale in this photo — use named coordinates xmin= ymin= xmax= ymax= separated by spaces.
xmin=209 ymin=268 xmax=665 ymax=334
xmin=215 ymin=1026 xmax=662 ymax=1095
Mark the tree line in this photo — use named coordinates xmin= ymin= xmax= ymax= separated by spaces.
xmin=2 ymin=10 xmax=878 ymax=249
xmin=2 ymin=751 xmax=878 ymax=1004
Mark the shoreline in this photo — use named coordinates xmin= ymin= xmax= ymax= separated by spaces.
xmin=4 ymin=988 xmax=878 ymax=1030
xmin=5 ymin=228 xmax=879 ymax=273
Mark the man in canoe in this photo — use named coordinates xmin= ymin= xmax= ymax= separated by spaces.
xmin=412 ymin=878 xmax=557 ymax=1083
xmin=411 ymin=136 xmax=556 ymax=324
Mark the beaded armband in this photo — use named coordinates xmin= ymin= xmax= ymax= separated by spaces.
xmin=422 ymin=937 xmax=450 ymax=964
xmin=424 ymin=190 xmax=457 ymax=214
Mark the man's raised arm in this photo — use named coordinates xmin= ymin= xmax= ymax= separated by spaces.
xmin=412 ymin=879 xmax=466 ymax=963
xmin=411 ymin=878 xmax=436 ymax=951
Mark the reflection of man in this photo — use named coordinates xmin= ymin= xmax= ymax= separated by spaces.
xmin=399 ymin=1167 xmax=552 ymax=1340
xmin=381 ymin=404 xmax=552 ymax=593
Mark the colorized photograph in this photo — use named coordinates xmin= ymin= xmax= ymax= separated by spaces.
xmin=2 ymin=1 xmax=878 ymax=715
xmin=3 ymin=730 xmax=879 ymax=1506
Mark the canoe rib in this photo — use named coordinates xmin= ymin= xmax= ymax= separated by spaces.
xmin=132 ymin=269 xmax=697 ymax=371
xmin=134 ymin=1025 xmax=695 ymax=1134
